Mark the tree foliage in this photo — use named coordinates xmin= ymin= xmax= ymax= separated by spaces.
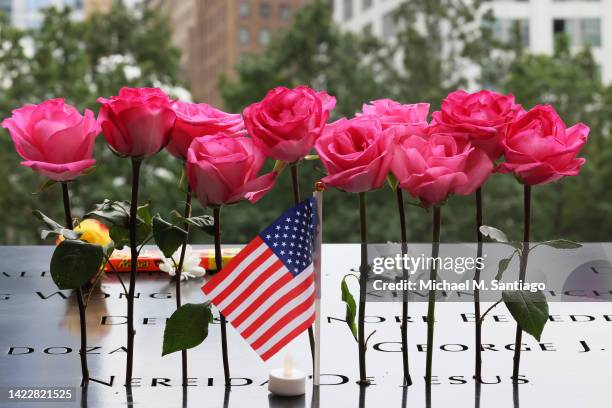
xmin=219 ymin=0 xmax=610 ymax=244
xmin=0 ymin=3 xmax=187 ymax=244
xmin=0 ymin=1 xmax=610 ymax=244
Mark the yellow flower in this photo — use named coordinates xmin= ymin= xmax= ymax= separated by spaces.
xmin=56 ymin=219 xmax=112 ymax=247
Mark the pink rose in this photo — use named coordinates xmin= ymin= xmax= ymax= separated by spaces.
xmin=314 ymin=115 xmax=393 ymax=193
xmin=360 ymin=98 xmax=429 ymax=132
xmin=430 ymin=90 xmax=522 ymax=159
xmin=391 ymin=129 xmax=493 ymax=207
xmin=243 ymin=85 xmax=336 ymax=163
xmin=497 ymin=105 xmax=589 ymax=185
xmin=2 ymin=98 xmax=100 ymax=181
xmin=186 ymin=134 xmax=277 ymax=207
xmin=167 ymin=101 xmax=246 ymax=160
xmin=97 ymin=87 xmax=176 ymax=157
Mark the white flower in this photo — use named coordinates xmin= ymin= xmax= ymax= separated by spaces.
xmin=159 ymin=245 xmax=206 ymax=281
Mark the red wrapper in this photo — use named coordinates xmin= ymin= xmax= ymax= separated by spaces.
xmin=105 ymin=248 xmax=240 ymax=273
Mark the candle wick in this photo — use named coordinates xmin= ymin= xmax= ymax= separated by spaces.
xmin=283 ymin=353 xmax=293 ymax=377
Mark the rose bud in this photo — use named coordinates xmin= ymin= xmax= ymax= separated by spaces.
xmin=497 ymin=104 xmax=589 ymax=185
xmin=167 ymin=101 xmax=245 ymax=161
xmin=97 ymin=87 xmax=176 ymax=157
xmin=430 ymin=90 xmax=522 ymax=160
xmin=244 ymin=85 xmax=336 ymax=163
xmin=186 ymin=134 xmax=277 ymax=207
xmin=315 ymin=115 xmax=393 ymax=193
xmin=390 ymin=129 xmax=493 ymax=207
xmin=2 ymin=98 xmax=100 ymax=181
xmin=360 ymin=98 xmax=430 ymax=133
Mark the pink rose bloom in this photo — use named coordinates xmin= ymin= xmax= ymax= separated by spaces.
xmin=430 ymin=90 xmax=522 ymax=159
xmin=167 ymin=101 xmax=246 ymax=160
xmin=2 ymin=98 xmax=100 ymax=181
xmin=97 ymin=87 xmax=176 ymax=157
xmin=360 ymin=98 xmax=429 ymax=132
xmin=497 ymin=105 xmax=589 ymax=185
xmin=314 ymin=115 xmax=393 ymax=193
xmin=186 ymin=134 xmax=277 ymax=207
xmin=243 ymin=85 xmax=336 ymax=163
xmin=391 ymin=129 xmax=493 ymax=207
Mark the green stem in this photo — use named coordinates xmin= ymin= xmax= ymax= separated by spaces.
xmin=357 ymin=192 xmax=369 ymax=385
xmin=126 ymin=157 xmax=142 ymax=382
xmin=290 ymin=163 xmax=300 ymax=204
xmin=290 ymin=164 xmax=316 ymax=367
xmin=512 ymin=184 xmax=531 ymax=382
xmin=61 ymin=182 xmax=89 ymax=384
xmin=396 ymin=187 xmax=412 ymax=386
xmin=425 ymin=206 xmax=441 ymax=383
xmin=474 ymin=188 xmax=483 ymax=382
xmin=175 ymin=185 xmax=192 ymax=386
xmin=214 ymin=207 xmax=231 ymax=386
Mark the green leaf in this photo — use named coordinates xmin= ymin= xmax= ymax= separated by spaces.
xmin=387 ymin=174 xmax=399 ymax=190
xmin=540 ymin=239 xmax=582 ymax=249
xmin=81 ymin=165 xmax=97 ymax=176
xmin=109 ymin=225 xmax=130 ymax=250
xmin=138 ymin=204 xmax=153 ymax=227
xmin=162 ymin=302 xmax=213 ymax=356
xmin=502 ymin=290 xmax=549 ymax=341
xmin=171 ymin=210 xmax=215 ymax=235
xmin=479 ymin=225 xmax=510 ymax=243
xmin=152 ymin=215 xmax=187 ymax=258
xmin=495 ymin=253 xmax=515 ymax=281
xmin=340 ymin=274 xmax=358 ymax=342
xmin=273 ymin=160 xmax=287 ymax=174
xmin=86 ymin=200 xmax=131 ymax=227
xmin=32 ymin=210 xmax=81 ymax=240
xmin=50 ymin=240 xmax=104 ymax=290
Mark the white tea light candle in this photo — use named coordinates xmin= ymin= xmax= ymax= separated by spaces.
xmin=268 ymin=354 xmax=306 ymax=396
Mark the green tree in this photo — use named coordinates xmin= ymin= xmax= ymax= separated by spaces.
xmin=219 ymin=0 xmax=511 ymax=245
xmin=0 ymin=3 xmax=186 ymax=244
xmin=501 ymin=35 xmax=604 ymax=241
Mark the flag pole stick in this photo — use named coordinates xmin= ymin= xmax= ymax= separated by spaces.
xmin=313 ymin=183 xmax=324 ymax=387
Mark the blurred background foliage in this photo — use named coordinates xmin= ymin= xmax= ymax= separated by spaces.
xmin=0 ymin=0 xmax=609 ymax=245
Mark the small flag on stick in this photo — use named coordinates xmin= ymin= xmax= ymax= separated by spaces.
xmin=202 ymin=198 xmax=318 ymax=361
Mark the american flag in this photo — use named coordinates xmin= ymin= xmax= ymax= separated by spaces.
xmin=202 ymin=198 xmax=317 ymax=361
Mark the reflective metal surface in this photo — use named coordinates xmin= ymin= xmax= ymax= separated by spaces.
xmin=1 ymin=245 xmax=611 ymax=407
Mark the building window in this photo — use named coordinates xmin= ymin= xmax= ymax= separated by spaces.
xmin=382 ymin=11 xmax=395 ymax=39
xmin=343 ymin=0 xmax=352 ymax=20
xmin=259 ymin=28 xmax=271 ymax=45
xmin=553 ymin=18 xmax=601 ymax=47
xmin=239 ymin=1 xmax=249 ymax=18
xmin=362 ymin=0 xmax=373 ymax=10
xmin=493 ymin=18 xmax=530 ymax=47
xmin=239 ymin=28 xmax=250 ymax=44
xmin=580 ymin=18 xmax=601 ymax=47
xmin=279 ymin=4 xmax=291 ymax=19
xmin=260 ymin=2 xmax=271 ymax=18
